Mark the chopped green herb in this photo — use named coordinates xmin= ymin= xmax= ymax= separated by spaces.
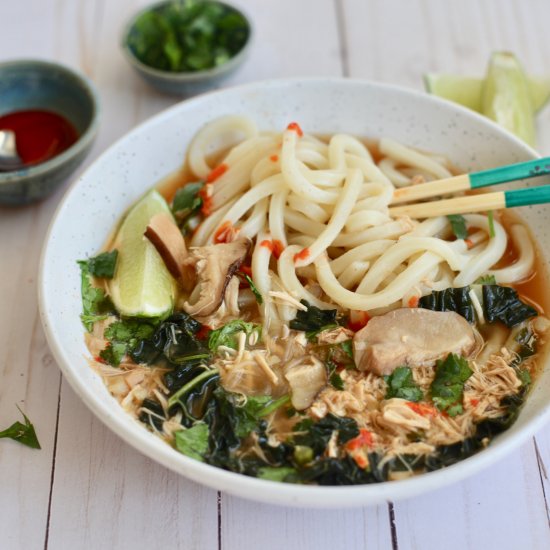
xmin=517 ymin=368 xmax=531 ymax=386
xmin=99 ymin=342 xmax=128 ymax=366
xmin=226 ymin=395 xmax=272 ymax=438
xmin=0 ymin=407 xmax=40 ymax=449
xmin=329 ymin=371 xmax=345 ymax=390
xmin=208 ymin=320 xmax=261 ymax=352
xmin=100 ymin=319 xmax=158 ymax=367
xmin=243 ymin=274 xmax=263 ymax=304
xmin=290 ymin=300 xmax=338 ymax=332
xmin=385 ymin=366 xmax=423 ymax=402
xmin=86 ymin=250 xmax=119 ymax=278
xmin=487 ymin=210 xmax=495 ymax=238
xmin=475 ymin=274 xmax=497 ymax=285
xmin=447 ymin=214 xmax=468 ymax=239
xmin=340 ymin=340 xmax=353 ymax=359
xmin=430 ymin=354 xmax=473 ymax=416
xmin=172 ymin=182 xmax=204 ymax=218
xmin=257 ymin=466 xmax=297 ymax=482
xmin=127 ymin=1 xmax=250 ymax=73
xmin=77 ymin=260 xmax=112 ymax=332
xmin=174 ymin=422 xmax=209 ymax=462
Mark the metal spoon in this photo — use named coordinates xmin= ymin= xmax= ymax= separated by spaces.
xmin=0 ymin=130 xmax=24 ymax=171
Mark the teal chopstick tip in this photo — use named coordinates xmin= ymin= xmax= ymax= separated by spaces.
xmin=505 ymin=185 xmax=550 ymax=208
xmin=471 ymin=157 xmax=550 ymax=189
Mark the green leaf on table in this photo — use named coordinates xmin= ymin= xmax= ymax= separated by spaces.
xmin=0 ymin=407 xmax=40 ymax=449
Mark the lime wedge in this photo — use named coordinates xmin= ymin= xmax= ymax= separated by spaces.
xmin=425 ymin=72 xmax=550 ymax=114
xmin=424 ymin=73 xmax=484 ymax=111
xmin=481 ymin=52 xmax=536 ymax=146
xmin=527 ymin=76 xmax=550 ymax=112
xmin=109 ymin=190 xmax=177 ymax=318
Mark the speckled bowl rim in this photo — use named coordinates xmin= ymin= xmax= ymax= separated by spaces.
xmin=0 ymin=59 xmax=100 ymax=186
xmin=120 ymin=0 xmax=253 ymax=83
xmin=39 ymin=77 xmax=550 ymax=508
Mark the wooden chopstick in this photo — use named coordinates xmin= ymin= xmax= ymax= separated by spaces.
xmin=389 ymin=184 xmax=550 ymax=218
xmin=391 ymin=156 xmax=550 ymax=205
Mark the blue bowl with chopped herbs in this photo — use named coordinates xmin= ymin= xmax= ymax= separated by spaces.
xmin=122 ymin=0 xmax=252 ymax=96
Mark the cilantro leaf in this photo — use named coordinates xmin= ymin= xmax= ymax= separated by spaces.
xmin=447 ymin=214 xmax=468 ymax=239
xmin=100 ymin=319 xmax=158 ymax=367
xmin=385 ymin=367 xmax=423 ymax=402
xmin=174 ymin=423 xmax=209 ymax=462
xmin=340 ymin=340 xmax=353 ymax=359
xmin=208 ymin=320 xmax=261 ymax=352
xmin=86 ymin=250 xmax=118 ymax=278
xmin=326 ymin=359 xmax=344 ymax=391
xmin=290 ymin=300 xmax=338 ymax=332
xmin=0 ymin=407 xmax=41 ymax=449
xmin=231 ymin=395 xmax=272 ymax=438
xmin=430 ymin=354 xmax=473 ymax=416
xmin=172 ymin=182 xmax=204 ymax=217
xmin=243 ymin=274 xmax=263 ymax=304
xmin=77 ymin=260 xmax=112 ymax=332
xmin=127 ymin=2 xmax=250 ymax=73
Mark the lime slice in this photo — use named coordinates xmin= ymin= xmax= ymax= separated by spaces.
xmin=481 ymin=52 xmax=536 ymax=146
xmin=109 ymin=190 xmax=177 ymax=317
xmin=425 ymin=72 xmax=550 ymax=114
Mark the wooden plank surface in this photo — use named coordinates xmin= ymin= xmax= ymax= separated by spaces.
xmin=1 ymin=1 xmax=550 ymax=549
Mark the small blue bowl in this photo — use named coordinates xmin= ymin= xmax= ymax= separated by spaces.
xmin=0 ymin=60 xmax=99 ymax=205
xmin=121 ymin=0 xmax=253 ymax=97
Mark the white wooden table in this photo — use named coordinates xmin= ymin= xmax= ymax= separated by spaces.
xmin=2 ymin=1 xmax=550 ymax=548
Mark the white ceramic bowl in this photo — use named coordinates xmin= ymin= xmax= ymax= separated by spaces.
xmin=38 ymin=78 xmax=550 ymax=508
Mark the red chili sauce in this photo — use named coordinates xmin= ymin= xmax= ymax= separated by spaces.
xmin=0 ymin=109 xmax=78 ymax=166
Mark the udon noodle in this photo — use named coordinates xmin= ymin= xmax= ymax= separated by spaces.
xmin=81 ymin=115 xmax=549 ymax=484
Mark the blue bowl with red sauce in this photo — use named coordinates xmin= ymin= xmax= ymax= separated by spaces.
xmin=0 ymin=60 xmax=99 ymax=205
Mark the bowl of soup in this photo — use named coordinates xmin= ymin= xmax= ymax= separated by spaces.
xmin=0 ymin=59 xmax=99 ymax=205
xmin=38 ymin=78 xmax=550 ymax=507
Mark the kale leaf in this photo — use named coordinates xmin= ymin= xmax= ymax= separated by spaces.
xmin=418 ymin=286 xmax=475 ymax=323
xmin=430 ymin=354 xmax=473 ymax=416
xmin=419 ymin=283 xmax=537 ymax=328
xmin=483 ymin=285 xmax=538 ymax=327
xmin=447 ymin=214 xmax=468 ymax=239
xmin=175 ymin=423 xmax=210 ymax=462
xmin=385 ymin=366 xmax=423 ymax=402
xmin=130 ymin=312 xmax=208 ymax=366
xmin=289 ymin=300 xmax=338 ymax=332
xmin=208 ymin=320 xmax=261 ymax=352
xmin=0 ymin=407 xmax=40 ymax=449
xmin=86 ymin=250 xmax=118 ymax=278
xmin=293 ymin=414 xmax=359 ymax=457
